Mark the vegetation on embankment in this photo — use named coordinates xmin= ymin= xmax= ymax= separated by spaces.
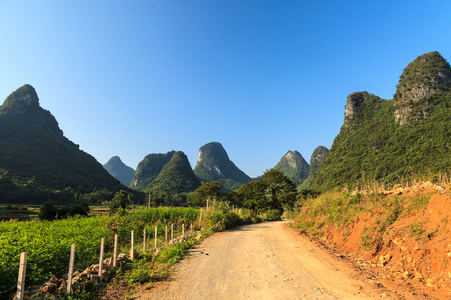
xmin=291 ymin=179 xmax=451 ymax=298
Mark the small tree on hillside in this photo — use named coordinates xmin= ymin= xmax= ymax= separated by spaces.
xmin=190 ymin=181 xmax=224 ymax=205
xmin=110 ymin=190 xmax=131 ymax=213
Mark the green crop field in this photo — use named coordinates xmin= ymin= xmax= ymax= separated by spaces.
xmin=0 ymin=207 xmax=200 ymax=298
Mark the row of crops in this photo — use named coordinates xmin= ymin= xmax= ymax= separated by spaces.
xmin=0 ymin=207 xmax=200 ymax=298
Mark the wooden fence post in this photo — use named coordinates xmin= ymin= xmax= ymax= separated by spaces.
xmin=165 ymin=226 xmax=168 ymax=246
xmin=131 ymin=231 xmax=135 ymax=260
xmin=143 ymin=229 xmax=146 ymax=254
xmin=171 ymin=224 xmax=174 ymax=240
xmin=99 ymin=238 xmax=105 ymax=281
xmin=190 ymin=223 xmax=193 ymax=233
xmin=67 ymin=244 xmax=75 ymax=294
xmin=155 ymin=226 xmax=158 ymax=249
xmin=182 ymin=224 xmax=185 ymax=236
xmin=199 ymin=208 xmax=203 ymax=227
xmin=16 ymin=252 xmax=27 ymax=300
xmin=113 ymin=234 xmax=118 ymax=268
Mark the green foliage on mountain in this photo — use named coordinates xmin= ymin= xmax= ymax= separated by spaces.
xmin=0 ymin=85 xmax=125 ymax=204
xmin=394 ymin=51 xmax=451 ymax=101
xmin=310 ymin=52 xmax=451 ymax=191
xmin=193 ymin=142 xmax=251 ymax=191
xmin=103 ymin=156 xmax=135 ymax=186
xmin=274 ymin=150 xmax=309 ymax=186
xmin=147 ymin=151 xmax=201 ymax=196
xmin=298 ymin=146 xmax=329 ymax=190
xmin=393 ymin=51 xmax=451 ymax=125
xmin=130 ymin=151 xmax=175 ymax=190
xmin=308 ymin=146 xmax=329 ymax=178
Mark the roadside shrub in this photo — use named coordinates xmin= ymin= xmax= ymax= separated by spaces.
xmin=263 ymin=209 xmax=282 ymax=221
xmin=208 ymin=211 xmax=241 ymax=232
xmin=39 ymin=202 xmax=58 ymax=220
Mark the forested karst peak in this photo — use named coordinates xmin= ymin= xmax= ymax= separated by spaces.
xmin=196 ymin=142 xmax=230 ymax=166
xmin=130 ymin=151 xmax=176 ymax=190
xmin=107 ymin=156 xmax=123 ymax=164
xmin=274 ymin=150 xmax=309 ymax=186
xmin=394 ymin=51 xmax=451 ymax=125
xmin=310 ymin=51 xmax=451 ymax=190
xmin=147 ymin=151 xmax=201 ymax=195
xmin=3 ymin=84 xmax=40 ymax=108
xmin=343 ymin=92 xmax=387 ymax=129
xmin=297 ymin=146 xmax=329 ymax=190
xmin=308 ymin=146 xmax=329 ymax=178
xmin=282 ymin=151 xmax=302 ymax=168
xmin=103 ymin=156 xmax=135 ymax=186
xmin=0 ymin=85 xmax=124 ymax=203
xmin=194 ymin=142 xmax=250 ymax=191
xmin=0 ymin=84 xmax=63 ymax=137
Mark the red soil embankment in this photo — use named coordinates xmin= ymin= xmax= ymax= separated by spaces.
xmin=298 ymin=182 xmax=451 ymax=299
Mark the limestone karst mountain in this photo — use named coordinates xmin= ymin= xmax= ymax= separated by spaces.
xmin=147 ymin=151 xmax=201 ymax=195
xmin=310 ymin=51 xmax=451 ymax=190
xmin=308 ymin=146 xmax=329 ymax=178
xmin=193 ymin=142 xmax=251 ymax=191
xmin=298 ymin=146 xmax=329 ymax=190
xmin=393 ymin=51 xmax=451 ymax=125
xmin=103 ymin=156 xmax=135 ymax=186
xmin=274 ymin=150 xmax=309 ymax=186
xmin=0 ymin=85 xmax=124 ymax=203
xmin=130 ymin=151 xmax=176 ymax=191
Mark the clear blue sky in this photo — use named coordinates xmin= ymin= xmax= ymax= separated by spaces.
xmin=1 ymin=1 xmax=450 ymax=178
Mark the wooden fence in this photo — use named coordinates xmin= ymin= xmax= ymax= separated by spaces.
xmin=13 ymin=223 xmax=194 ymax=300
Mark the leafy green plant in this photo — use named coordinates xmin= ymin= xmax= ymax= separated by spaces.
xmin=124 ymin=255 xmax=154 ymax=285
xmin=157 ymin=240 xmax=194 ymax=265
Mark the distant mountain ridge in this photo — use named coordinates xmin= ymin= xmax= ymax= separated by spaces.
xmin=311 ymin=51 xmax=451 ymax=190
xmin=0 ymin=84 xmax=124 ymax=203
xmin=274 ymin=150 xmax=309 ymax=186
xmin=103 ymin=156 xmax=135 ymax=186
xmin=193 ymin=142 xmax=251 ymax=191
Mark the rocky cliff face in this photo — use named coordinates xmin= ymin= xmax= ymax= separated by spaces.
xmin=394 ymin=51 xmax=451 ymax=125
xmin=274 ymin=150 xmax=309 ymax=186
xmin=103 ymin=156 xmax=135 ymax=186
xmin=194 ymin=142 xmax=251 ymax=191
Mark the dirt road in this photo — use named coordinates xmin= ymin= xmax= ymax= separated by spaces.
xmin=137 ymin=221 xmax=386 ymax=300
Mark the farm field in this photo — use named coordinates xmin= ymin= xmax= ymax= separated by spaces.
xmin=0 ymin=207 xmax=200 ymax=299
xmin=0 ymin=205 xmax=39 ymax=221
